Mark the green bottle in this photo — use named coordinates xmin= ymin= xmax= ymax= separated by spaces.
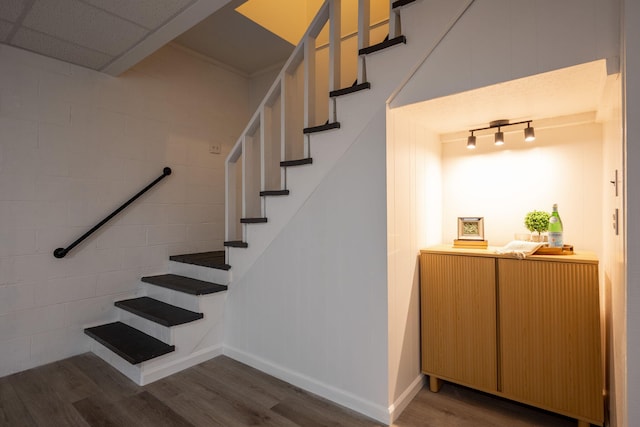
xmin=548 ymin=204 xmax=563 ymax=248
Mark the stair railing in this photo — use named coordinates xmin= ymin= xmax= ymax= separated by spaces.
xmin=53 ymin=167 xmax=172 ymax=258
xmin=225 ymin=0 xmax=398 ymax=244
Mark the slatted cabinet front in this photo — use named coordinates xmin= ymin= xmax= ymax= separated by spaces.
xmin=420 ymin=253 xmax=497 ymax=392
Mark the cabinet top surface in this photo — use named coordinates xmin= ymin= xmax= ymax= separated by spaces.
xmin=420 ymin=245 xmax=598 ymax=264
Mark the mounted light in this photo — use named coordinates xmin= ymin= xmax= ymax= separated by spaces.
xmin=524 ymin=123 xmax=536 ymax=141
xmin=467 ymin=132 xmax=476 ymax=149
xmin=494 ymin=129 xmax=504 ymax=146
xmin=466 ymin=119 xmax=535 ymax=149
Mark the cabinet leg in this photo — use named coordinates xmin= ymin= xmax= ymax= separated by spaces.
xmin=577 ymin=420 xmax=591 ymax=427
xmin=429 ymin=376 xmax=442 ymax=393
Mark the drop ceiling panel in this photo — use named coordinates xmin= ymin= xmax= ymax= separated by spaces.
xmin=0 ymin=20 xmax=12 ymax=42
xmin=13 ymin=27 xmax=114 ymax=69
xmin=0 ymin=0 xmax=292 ymax=75
xmin=83 ymin=0 xmax=195 ymax=30
xmin=0 ymin=0 xmax=28 ymax=22
xmin=23 ymin=0 xmax=148 ymax=56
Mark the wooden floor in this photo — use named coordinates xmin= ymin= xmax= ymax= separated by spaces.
xmin=0 ymin=353 xmax=577 ymax=426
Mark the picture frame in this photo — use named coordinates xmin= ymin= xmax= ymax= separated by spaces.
xmin=457 ymin=217 xmax=485 ymax=241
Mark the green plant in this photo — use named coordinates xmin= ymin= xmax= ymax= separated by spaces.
xmin=524 ymin=210 xmax=550 ymax=235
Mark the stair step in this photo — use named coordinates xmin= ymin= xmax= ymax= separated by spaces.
xmin=141 ymin=274 xmax=228 ymax=295
xmin=303 ymin=121 xmax=340 ymax=134
xmin=392 ymin=0 xmax=416 ymax=9
xmin=84 ymin=322 xmax=175 ymax=364
xmin=330 ymin=82 xmax=371 ymax=98
xmin=280 ymin=158 xmax=313 ymax=167
xmin=359 ymin=35 xmax=407 ymax=55
xmin=115 ymin=297 xmax=203 ymax=327
xmin=224 ymin=240 xmax=248 ymax=248
xmin=260 ymin=189 xmax=290 ymax=196
xmin=170 ymin=251 xmax=231 ymax=271
xmin=240 ymin=217 xmax=268 ymax=224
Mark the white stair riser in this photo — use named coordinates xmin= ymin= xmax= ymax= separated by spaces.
xmin=140 ymin=282 xmax=202 ymax=312
xmin=89 ymin=340 xmax=142 ymax=384
xmin=114 ymin=292 xmax=225 ymax=345
xmin=169 ymin=260 xmax=231 ymax=285
xmin=116 ymin=309 xmax=174 ymax=343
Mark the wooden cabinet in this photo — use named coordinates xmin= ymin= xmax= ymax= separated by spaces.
xmin=420 ymin=253 xmax=497 ymax=392
xmin=420 ymin=247 xmax=603 ymax=427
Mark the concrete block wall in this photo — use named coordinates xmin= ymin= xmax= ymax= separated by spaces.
xmin=0 ymin=43 xmax=250 ymax=377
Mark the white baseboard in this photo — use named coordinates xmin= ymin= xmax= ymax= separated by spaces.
xmin=140 ymin=345 xmax=223 ymax=385
xmin=223 ymin=345 xmax=391 ymax=424
xmin=388 ymin=374 xmax=425 ymax=423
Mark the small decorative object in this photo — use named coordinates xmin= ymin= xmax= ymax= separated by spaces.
xmin=457 ymin=217 xmax=484 ymax=241
xmin=524 ymin=210 xmax=550 ymax=242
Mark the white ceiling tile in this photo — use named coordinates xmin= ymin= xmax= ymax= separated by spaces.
xmin=83 ymin=0 xmax=195 ymax=30
xmin=0 ymin=0 xmax=29 ymax=22
xmin=23 ymin=0 xmax=148 ymax=56
xmin=12 ymin=27 xmax=114 ymax=70
xmin=0 ymin=20 xmax=14 ymax=42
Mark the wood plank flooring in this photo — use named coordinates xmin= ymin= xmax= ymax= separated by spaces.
xmin=1 ymin=353 xmax=577 ymax=426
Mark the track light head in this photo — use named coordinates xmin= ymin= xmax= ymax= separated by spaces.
xmin=494 ymin=129 xmax=504 ymax=146
xmin=524 ymin=123 xmax=536 ymax=142
xmin=467 ymin=133 xmax=476 ymax=149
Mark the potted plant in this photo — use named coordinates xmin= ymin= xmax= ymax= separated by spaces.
xmin=524 ymin=210 xmax=550 ymax=242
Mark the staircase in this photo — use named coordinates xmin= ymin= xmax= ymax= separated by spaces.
xmin=84 ymin=0 xmax=418 ymax=391
xmin=85 ymin=251 xmax=229 ymax=385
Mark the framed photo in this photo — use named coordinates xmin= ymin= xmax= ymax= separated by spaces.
xmin=457 ymin=217 xmax=484 ymax=241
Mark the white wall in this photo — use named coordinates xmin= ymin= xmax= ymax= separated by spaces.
xmin=624 ymin=1 xmax=640 ymax=426
xmin=391 ymin=0 xmax=620 ymax=110
xmin=248 ymin=65 xmax=283 ymax=114
xmin=600 ymin=74 xmax=625 ymax=427
xmin=386 ymin=110 xmax=442 ymax=415
xmin=441 ymin=121 xmax=603 ymax=252
xmin=225 ymin=109 xmax=389 ymax=421
xmin=0 ymin=43 xmax=250 ymax=376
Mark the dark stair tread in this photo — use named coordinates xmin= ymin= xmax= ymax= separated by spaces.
xmin=240 ymin=217 xmax=268 ymax=224
xmin=303 ymin=121 xmax=340 ymax=134
xmin=224 ymin=240 xmax=248 ymax=248
xmin=392 ymin=0 xmax=416 ymax=9
xmin=169 ymin=251 xmax=231 ymax=270
xmin=260 ymin=190 xmax=290 ymax=196
xmin=141 ymin=274 xmax=228 ymax=295
xmin=330 ymin=82 xmax=371 ymax=98
xmin=359 ymin=35 xmax=407 ymax=55
xmin=115 ymin=297 xmax=203 ymax=327
xmin=280 ymin=158 xmax=313 ymax=167
xmin=84 ymin=322 xmax=175 ymax=364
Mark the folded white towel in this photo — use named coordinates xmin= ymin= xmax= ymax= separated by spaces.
xmin=495 ymin=240 xmax=545 ymax=259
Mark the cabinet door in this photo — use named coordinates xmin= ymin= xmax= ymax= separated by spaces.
xmin=421 ymin=254 xmax=497 ymax=391
xmin=498 ymin=259 xmax=603 ymax=423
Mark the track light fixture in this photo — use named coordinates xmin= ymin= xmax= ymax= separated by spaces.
xmin=524 ymin=122 xmax=535 ymax=141
xmin=467 ymin=132 xmax=476 ymax=149
xmin=494 ymin=128 xmax=504 ymax=146
xmin=467 ymin=119 xmax=535 ymax=148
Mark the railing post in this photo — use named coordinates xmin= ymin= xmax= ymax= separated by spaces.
xmin=241 ymin=135 xmax=248 ymax=222
xmin=357 ymin=0 xmax=370 ymax=83
xmin=329 ymin=0 xmax=342 ymax=123
xmin=304 ymin=33 xmax=317 ymax=134
xmin=260 ymin=108 xmax=267 ymax=196
xmin=389 ymin=0 xmax=401 ymax=39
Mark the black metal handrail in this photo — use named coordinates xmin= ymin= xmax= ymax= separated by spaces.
xmin=53 ymin=167 xmax=172 ymax=259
